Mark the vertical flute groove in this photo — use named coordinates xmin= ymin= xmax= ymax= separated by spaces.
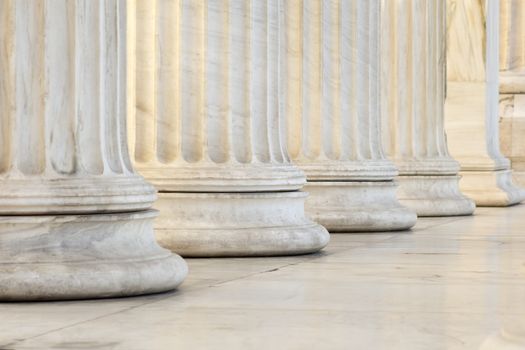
xmin=44 ymin=0 xmax=76 ymax=175
xmin=0 ymin=0 xmax=14 ymax=174
xmin=101 ymin=0 xmax=123 ymax=174
xmin=230 ymin=0 xmax=252 ymax=163
xmin=131 ymin=0 xmax=300 ymax=193
xmin=382 ymin=0 xmax=452 ymax=167
xmin=302 ymin=1 xmax=322 ymax=160
xmin=356 ymin=0 xmax=370 ymax=160
xmin=268 ymin=0 xmax=285 ymax=163
xmin=180 ymin=0 xmax=205 ymax=163
xmin=0 ymin=0 xmax=152 ymax=212
xmin=156 ymin=0 xmax=180 ymax=163
xmin=77 ymin=0 xmax=104 ymax=175
xmin=206 ymin=0 xmax=230 ymax=163
xmin=284 ymin=0 xmax=302 ymax=160
xmin=284 ymin=0 xmax=388 ymax=173
xmin=368 ymin=0 xmax=381 ymax=160
xmin=134 ymin=0 xmax=156 ymax=163
xmin=15 ymin=0 xmax=46 ymax=175
xmin=249 ymin=0 xmax=270 ymax=163
xmin=340 ymin=0 xmax=357 ymax=161
xmin=322 ymin=0 xmax=341 ymax=160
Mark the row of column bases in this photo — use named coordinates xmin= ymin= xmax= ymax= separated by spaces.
xmin=0 ymin=0 xmax=523 ymax=301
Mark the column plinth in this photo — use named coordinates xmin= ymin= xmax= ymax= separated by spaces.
xmin=0 ymin=0 xmax=187 ymax=300
xmin=381 ymin=0 xmax=475 ymax=216
xmin=445 ymin=0 xmax=525 ymax=206
xmin=130 ymin=1 xmax=329 ymax=257
xmin=283 ymin=0 xmax=416 ymax=232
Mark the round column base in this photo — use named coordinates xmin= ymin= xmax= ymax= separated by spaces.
xmin=480 ymin=329 xmax=525 ymax=350
xmin=154 ymin=192 xmax=330 ymax=257
xmin=512 ymin=171 xmax=525 ymax=189
xmin=304 ymin=181 xmax=417 ymax=232
xmin=396 ymin=175 xmax=475 ymax=216
xmin=0 ymin=210 xmax=187 ymax=301
xmin=459 ymin=169 xmax=525 ymax=207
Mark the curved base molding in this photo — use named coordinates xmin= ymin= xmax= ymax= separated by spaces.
xmin=304 ymin=181 xmax=417 ymax=232
xmin=154 ymin=192 xmax=329 ymax=257
xmin=459 ymin=170 xmax=525 ymax=207
xmin=0 ymin=210 xmax=187 ymax=301
xmin=397 ymin=175 xmax=476 ymax=216
xmin=139 ymin=164 xmax=306 ymax=192
xmin=0 ymin=176 xmax=157 ymax=215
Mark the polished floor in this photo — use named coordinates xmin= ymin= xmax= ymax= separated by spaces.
xmin=2 ymin=206 xmax=525 ymax=350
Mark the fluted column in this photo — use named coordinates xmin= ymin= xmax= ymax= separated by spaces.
xmin=129 ymin=0 xmax=329 ymax=256
xmin=0 ymin=0 xmax=187 ymax=300
xmin=499 ymin=0 xmax=525 ymax=187
xmin=445 ymin=0 xmax=525 ymax=206
xmin=282 ymin=0 xmax=416 ymax=231
xmin=381 ymin=0 xmax=475 ymax=216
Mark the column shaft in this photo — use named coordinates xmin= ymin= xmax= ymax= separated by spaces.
xmin=499 ymin=0 xmax=525 ymax=187
xmin=0 ymin=0 xmax=187 ymax=301
xmin=0 ymin=0 xmax=156 ymax=214
xmin=445 ymin=0 xmax=524 ymax=206
xmin=283 ymin=0 xmax=416 ymax=231
xmin=381 ymin=0 xmax=475 ymax=216
xmin=130 ymin=0 xmax=329 ymax=256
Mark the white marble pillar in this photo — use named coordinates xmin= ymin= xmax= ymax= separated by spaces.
xmin=0 ymin=0 xmax=187 ymax=300
xmin=129 ymin=0 xmax=329 ymax=257
xmin=445 ymin=0 xmax=525 ymax=206
xmin=499 ymin=0 xmax=525 ymax=187
xmin=381 ymin=0 xmax=475 ymax=216
xmin=282 ymin=0 xmax=416 ymax=231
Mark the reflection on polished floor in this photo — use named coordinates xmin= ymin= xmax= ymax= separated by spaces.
xmin=2 ymin=206 xmax=525 ymax=350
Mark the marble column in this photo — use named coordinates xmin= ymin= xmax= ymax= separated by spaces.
xmin=381 ymin=0 xmax=475 ymax=216
xmin=0 ymin=0 xmax=187 ymax=300
xmin=282 ymin=0 xmax=417 ymax=231
xmin=499 ymin=0 xmax=525 ymax=187
xmin=445 ymin=0 xmax=525 ymax=206
xmin=129 ymin=0 xmax=329 ymax=257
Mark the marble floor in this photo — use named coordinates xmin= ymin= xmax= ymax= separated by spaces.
xmin=2 ymin=206 xmax=525 ymax=350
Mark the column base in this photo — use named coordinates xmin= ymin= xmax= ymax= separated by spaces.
xmin=459 ymin=169 xmax=525 ymax=206
xmin=154 ymin=192 xmax=329 ymax=257
xmin=480 ymin=330 xmax=525 ymax=350
xmin=304 ymin=181 xmax=417 ymax=232
xmin=512 ymin=171 xmax=525 ymax=188
xmin=0 ymin=210 xmax=187 ymax=301
xmin=396 ymin=175 xmax=475 ymax=216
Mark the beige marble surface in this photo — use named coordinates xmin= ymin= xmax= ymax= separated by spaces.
xmin=2 ymin=205 xmax=525 ymax=349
